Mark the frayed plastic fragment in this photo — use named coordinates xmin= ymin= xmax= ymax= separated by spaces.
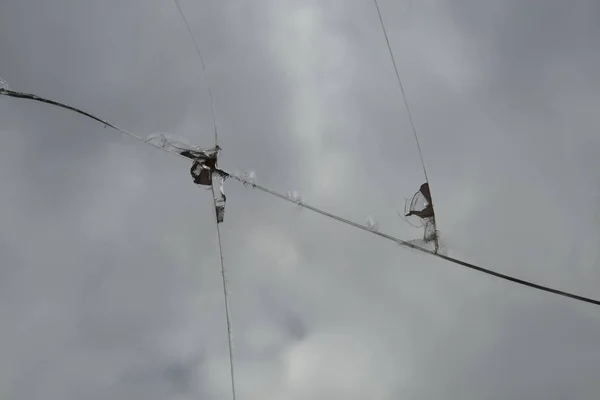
xmin=232 ymin=170 xmax=256 ymax=185
xmin=145 ymin=132 xmax=217 ymax=158
xmin=366 ymin=216 xmax=379 ymax=232
xmin=286 ymin=190 xmax=303 ymax=205
xmin=437 ymin=241 xmax=448 ymax=256
xmin=242 ymin=170 xmax=256 ymax=186
xmin=0 ymin=78 xmax=9 ymax=90
xmin=213 ymin=174 xmax=226 ymax=223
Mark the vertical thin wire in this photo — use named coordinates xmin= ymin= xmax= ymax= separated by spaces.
xmin=212 ymin=188 xmax=237 ymax=400
xmin=372 ymin=0 xmax=428 ymax=182
xmin=175 ymin=1 xmax=232 ymax=395
xmin=174 ymin=0 xmax=219 ymax=147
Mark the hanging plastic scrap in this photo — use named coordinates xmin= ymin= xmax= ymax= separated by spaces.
xmin=242 ymin=170 xmax=257 ymax=186
xmin=286 ymin=190 xmax=303 ymax=206
xmin=213 ymin=172 xmax=226 ymax=223
xmin=403 ymin=182 xmax=439 ymax=252
xmin=146 ymin=133 xmax=226 ymax=223
xmin=365 ymin=215 xmax=379 ymax=232
xmin=0 ymin=77 xmax=9 ymax=90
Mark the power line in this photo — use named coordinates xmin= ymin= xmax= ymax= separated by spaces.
xmin=1 ymin=89 xmax=144 ymax=141
xmin=0 ymin=88 xmax=185 ymax=158
xmin=0 ymin=88 xmax=218 ymax=163
xmin=4 ymin=86 xmax=600 ymax=307
xmin=174 ymin=0 xmax=219 ymax=147
xmin=222 ymin=171 xmax=600 ymax=307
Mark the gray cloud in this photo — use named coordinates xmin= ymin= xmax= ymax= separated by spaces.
xmin=1 ymin=0 xmax=600 ymax=398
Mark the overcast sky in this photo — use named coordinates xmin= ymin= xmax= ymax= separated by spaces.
xmin=1 ymin=0 xmax=600 ymax=398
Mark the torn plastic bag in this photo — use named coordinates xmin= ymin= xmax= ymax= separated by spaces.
xmin=213 ymin=172 xmax=226 ymax=223
xmin=365 ymin=215 xmax=379 ymax=232
xmin=405 ymin=183 xmax=435 ymax=220
xmin=191 ymin=159 xmax=216 ymax=186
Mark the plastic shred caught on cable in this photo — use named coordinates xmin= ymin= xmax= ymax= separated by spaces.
xmin=366 ymin=216 xmax=379 ymax=232
xmin=0 ymin=78 xmax=9 ymax=90
xmin=242 ymin=170 xmax=257 ymax=185
xmin=286 ymin=190 xmax=303 ymax=204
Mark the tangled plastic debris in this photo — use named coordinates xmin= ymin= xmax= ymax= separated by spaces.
xmin=145 ymin=132 xmax=217 ymax=158
xmin=242 ymin=170 xmax=256 ymax=185
xmin=365 ymin=216 xmax=379 ymax=232
xmin=0 ymin=77 xmax=9 ymax=90
xmin=286 ymin=190 xmax=303 ymax=205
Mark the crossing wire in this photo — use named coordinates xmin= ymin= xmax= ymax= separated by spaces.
xmin=173 ymin=3 xmax=236 ymax=399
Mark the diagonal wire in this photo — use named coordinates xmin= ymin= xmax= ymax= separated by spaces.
xmin=1 ymin=89 xmax=145 ymax=141
xmin=174 ymin=0 xmax=219 ymax=147
xmin=372 ymin=0 xmax=428 ymax=182
xmin=211 ymin=186 xmax=237 ymax=400
xmin=221 ymin=170 xmax=600 ymax=307
xmin=0 ymin=88 xmax=211 ymax=161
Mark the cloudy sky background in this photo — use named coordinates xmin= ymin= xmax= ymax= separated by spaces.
xmin=1 ymin=0 xmax=600 ymax=398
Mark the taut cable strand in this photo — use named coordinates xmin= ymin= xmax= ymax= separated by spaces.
xmin=174 ymin=0 xmax=219 ymax=147
xmin=372 ymin=0 xmax=428 ymax=182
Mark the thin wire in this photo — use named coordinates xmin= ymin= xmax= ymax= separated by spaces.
xmin=174 ymin=0 xmax=219 ymax=147
xmin=212 ymin=186 xmax=237 ymax=400
xmin=0 ymin=88 xmax=204 ymax=161
xmin=174 ymin=3 xmax=233 ymax=396
xmin=372 ymin=0 xmax=428 ymax=182
xmin=222 ymin=170 xmax=600 ymax=307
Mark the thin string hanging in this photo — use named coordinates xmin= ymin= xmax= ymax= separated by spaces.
xmin=372 ymin=0 xmax=428 ymax=182
xmin=174 ymin=0 xmax=219 ymax=148
xmin=5 ymin=86 xmax=599 ymax=307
